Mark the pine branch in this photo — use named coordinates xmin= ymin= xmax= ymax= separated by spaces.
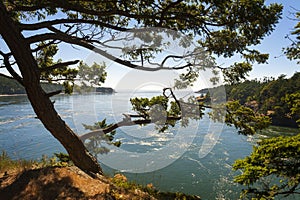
xmin=80 ymin=114 xmax=181 ymax=142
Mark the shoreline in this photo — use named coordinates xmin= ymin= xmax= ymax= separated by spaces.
xmin=0 ymin=93 xmax=27 ymax=97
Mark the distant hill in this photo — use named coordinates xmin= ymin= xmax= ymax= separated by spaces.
xmin=0 ymin=75 xmax=63 ymax=95
xmin=0 ymin=75 xmax=115 ymax=95
xmin=0 ymin=76 xmax=26 ymax=94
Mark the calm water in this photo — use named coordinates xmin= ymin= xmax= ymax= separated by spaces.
xmin=0 ymin=94 xmax=298 ymax=200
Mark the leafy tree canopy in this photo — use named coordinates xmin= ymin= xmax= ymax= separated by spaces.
xmin=285 ymin=12 xmax=300 ymax=63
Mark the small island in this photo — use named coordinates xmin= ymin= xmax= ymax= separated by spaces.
xmin=95 ymin=87 xmax=115 ymax=94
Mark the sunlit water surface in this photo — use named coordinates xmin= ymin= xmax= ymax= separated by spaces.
xmin=0 ymin=94 xmax=298 ymax=200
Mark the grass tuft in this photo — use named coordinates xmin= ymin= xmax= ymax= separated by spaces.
xmin=0 ymin=151 xmax=35 ymax=172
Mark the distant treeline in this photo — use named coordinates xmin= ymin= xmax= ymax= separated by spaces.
xmin=0 ymin=75 xmax=115 ymax=95
xmin=204 ymin=72 xmax=300 ymax=128
xmin=0 ymin=75 xmax=63 ymax=95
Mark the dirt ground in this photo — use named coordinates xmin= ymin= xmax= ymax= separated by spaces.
xmin=0 ymin=166 xmax=156 ymax=200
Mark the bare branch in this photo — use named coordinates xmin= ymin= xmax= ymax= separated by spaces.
xmin=163 ymin=87 xmax=181 ymax=110
xmin=172 ymin=63 xmax=192 ymax=70
xmin=0 ymin=73 xmax=14 ymax=79
xmin=40 ymin=78 xmax=79 ymax=81
xmin=26 ymin=28 xmax=195 ymax=72
xmin=31 ymin=40 xmax=60 ymax=52
xmin=87 ymin=39 xmax=124 ymax=50
xmin=0 ymin=50 xmax=11 ymax=57
xmin=26 ymin=25 xmax=204 ymax=72
xmin=0 ymin=52 xmax=24 ymax=86
xmin=26 ymin=32 xmax=58 ymax=44
xmin=5 ymin=62 xmax=24 ymax=86
xmin=161 ymin=54 xmax=187 ymax=67
xmin=18 ymin=18 xmax=130 ymax=32
xmin=39 ymin=60 xmax=80 ymax=73
xmin=45 ymin=90 xmax=62 ymax=97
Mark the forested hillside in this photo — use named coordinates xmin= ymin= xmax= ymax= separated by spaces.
xmin=0 ymin=75 xmax=115 ymax=95
xmin=0 ymin=75 xmax=63 ymax=95
xmin=225 ymin=72 xmax=300 ymax=127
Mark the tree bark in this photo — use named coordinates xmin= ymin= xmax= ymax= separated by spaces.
xmin=0 ymin=2 xmax=102 ymax=175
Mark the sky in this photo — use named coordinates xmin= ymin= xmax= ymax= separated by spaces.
xmin=212 ymin=0 xmax=300 ymax=81
xmin=247 ymin=0 xmax=299 ymax=79
xmin=1 ymin=0 xmax=299 ymax=90
xmin=74 ymin=0 xmax=300 ymax=89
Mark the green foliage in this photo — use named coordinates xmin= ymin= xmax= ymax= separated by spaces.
xmin=0 ymin=151 xmax=73 ymax=172
xmin=226 ymin=79 xmax=266 ymax=105
xmin=34 ymin=43 xmax=107 ymax=95
xmin=53 ymin=152 xmax=72 ymax=166
xmin=112 ymin=174 xmax=138 ymax=191
xmin=225 ymin=101 xmax=271 ymax=135
xmin=199 ymin=78 xmax=300 ymax=198
xmin=129 ymin=82 xmax=275 ymax=136
xmin=284 ymin=12 xmax=300 ymax=63
xmin=169 ymin=101 xmax=181 ymax=118
xmin=130 ymin=95 xmax=169 ymax=119
xmin=39 ymin=153 xmax=74 ymax=167
xmin=36 ymin=42 xmax=59 ymax=71
xmin=233 ymin=93 xmax=300 ymax=199
xmin=198 ymin=0 xmax=282 ymax=57
xmin=233 ymin=134 xmax=300 ymax=199
xmin=221 ymin=72 xmax=300 ymax=127
xmin=256 ymin=73 xmax=300 ymax=127
xmin=0 ymin=150 xmax=35 ymax=172
xmin=283 ymin=92 xmax=300 ymax=125
xmin=83 ymin=119 xmax=120 ymax=156
xmin=77 ymin=62 xmax=107 ymax=87
xmin=36 ymin=42 xmax=78 ymax=94
xmin=62 ymin=81 xmax=73 ymax=94
xmin=222 ymin=62 xmax=253 ymax=84
xmin=130 ymin=94 xmax=201 ymax=131
xmin=242 ymin=50 xmax=269 ymax=64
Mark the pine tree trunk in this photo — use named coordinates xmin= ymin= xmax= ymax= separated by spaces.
xmin=0 ymin=2 xmax=103 ymax=175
